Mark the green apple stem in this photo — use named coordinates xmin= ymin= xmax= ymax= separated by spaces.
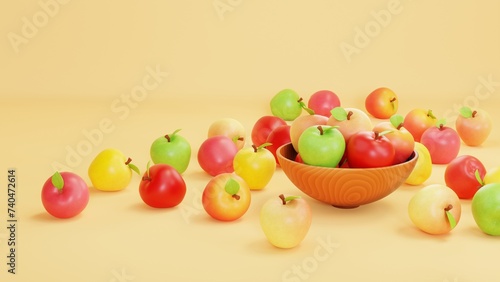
xmin=279 ymin=194 xmax=301 ymax=205
xmin=298 ymin=98 xmax=315 ymax=115
xmin=427 ymin=109 xmax=436 ymax=119
xmin=51 ymin=171 xmax=64 ymax=193
xmin=444 ymin=205 xmax=457 ymax=229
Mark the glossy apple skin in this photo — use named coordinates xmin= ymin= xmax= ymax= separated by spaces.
xmin=290 ymin=114 xmax=328 ymax=152
xmin=404 ymin=109 xmax=437 ymax=142
xmin=233 ymin=145 xmax=276 ymax=190
xmin=260 ymin=196 xmax=312 ymax=248
xmin=208 ymin=118 xmax=246 ymax=150
xmin=408 ymin=184 xmax=461 ymax=235
xmin=347 ymin=130 xmax=395 ymax=168
xmin=202 ymin=173 xmax=251 ymax=221
xmin=251 ymin=116 xmax=287 ymax=147
xmin=456 ymin=109 xmax=492 ymax=146
xmin=88 ymin=148 xmax=133 ymax=191
xmin=307 ymin=90 xmax=341 ymax=117
xmin=326 ymin=107 xmax=372 ymax=143
xmin=139 ymin=164 xmax=186 ymax=208
xmin=41 ymin=172 xmax=89 ymax=219
xmin=420 ymin=126 xmax=460 ymax=164
xmin=150 ymin=132 xmax=191 ymax=174
xmin=484 ymin=167 xmax=500 ymax=184
xmin=444 ymin=155 xmax=486 ymax=199
xmin=472 ymin=183 xmax=500 ymax=235
xmin=373 ymin=121 xmax=415 ymax=164
xmin=365 ymin=87 xmax=398 ymax=119
xmin=265 ymin=125 xmax=291 ymax=165
xmin=197 ymin=136 xmax=238 ymax=176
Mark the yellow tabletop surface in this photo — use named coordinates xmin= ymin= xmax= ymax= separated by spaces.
xmin=1 ymin=1 xmax=500 ymax=281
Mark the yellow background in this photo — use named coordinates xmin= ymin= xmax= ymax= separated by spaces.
xmin=1 ymin=0 xmax=500 ymax=281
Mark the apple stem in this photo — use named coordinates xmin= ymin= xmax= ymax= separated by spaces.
xmin=252 ymin=144 xmax=258 ymax=153
xmin=232 ymin=194 xmax=240 ymax=200
xmin=390 ymin=97 xmax=397 ymax=103
xmin=279 ymin=194 xmax=287 ymax=205
xmin=317 ymin=125 xmax=324 ymax=135
xmin=125 ymin=157 xmax=132 ymax=165
xmin=142 ymin=176 xmax=151 ymax=181
xmin=444 ymin=204 xmax=453 ymax=212
xmin=297 ymin=98 xmax=303 ymax=103
xmin=396 ymin=123 xmax=403 ymax=130
xmin=347 ymin=111 xmax=353 ymax=120
xmin=165 ymin=134 xmax=171 ymax=142
xmin=472 ymin=110 xmax=477 ymax=118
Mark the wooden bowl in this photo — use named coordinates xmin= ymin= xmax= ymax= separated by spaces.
xmin=277 ymin=143 xmax=418 ymax=208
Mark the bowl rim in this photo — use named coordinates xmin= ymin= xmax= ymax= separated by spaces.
xmin=277 ymin=142 xmax=418 ymax=171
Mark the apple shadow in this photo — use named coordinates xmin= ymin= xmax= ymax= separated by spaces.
xmin=30 ymin=211 xmax=84 ymax=222
xmin=246 ymin=238 xmax=302 ymax=255
xmin=396 ymin=224 xmax=453 ymax=241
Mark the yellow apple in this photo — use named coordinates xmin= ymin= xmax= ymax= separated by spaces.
xmin=484 ymin=166 xmax=500 ymax=184
xmin=405 ymin=142 xmax=432 ymax=185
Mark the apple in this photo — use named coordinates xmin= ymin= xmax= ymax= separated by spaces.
xmin=150 ymin=129 xmax=191 ymax=174
xmin=420 ymin=119 xmax=461 ymax=164
xmin=88 ymin=148 xmax=140 ymax=191
xmin=347 ymin=130 xmax=395 ymax=168
xmin=444 ymin=155 xmax=486 ymax=199
xmin=405 ymin=142 xmax=432 ymax=186
xmin=289 ymin=114 xmax=329 ymax=152
xmin=365 ymin=87 xmax=398 ymax=119
xmin=270 ymin=89 xmax=314 ymax=121
xmin=208 ymin=118 xmax=246 ymax=150
xmin=265 ymin=124 xmax=291 ymax=165
xmin=298 ymin=125 xmax=345 ymax=168
xmin=202 ymin=173 xmax=251 ymax=221
xmin=327 ymin=107 xmax=372 ymax=143
xmin=233 ymin=143 xmax=276 ymax=190
xmin=471 ymin=183 xmax=500 ymax=235
xmin=484 ymin=166 xmax=500 ymax=184
xmin=455 ymin=106 xmax=492 ymax=146
xmin=139 ymin=163 xmax=186 ymax=208
xmin=408 ymin=184 xmax=461 ymax=235
xmin=403 ymin=109 xmax=437 ymax=142
xmin=197 ymin=136 xmax=238 ymax=176
xmin=41 ymin=171 xmax=89 ymax=219
xmin=260 ymin=194 xmax=312 ymax=248
xmin=373 ymin=114 xmax=415 ymax=164
xmin=251 ymin=115 xmax=287 ymax=147
xmin=307 ymin=90 xmax=341 ymax=117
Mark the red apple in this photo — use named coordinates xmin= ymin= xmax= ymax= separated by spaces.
xmin=404 ymin=109 xmax=437 ymax=142
xmin=373 ymin=114 xmax=415 ymax=164
xmin=327 ymin=107 xmax=372 ymax=143
xmin=455 ymin=106 xmax=492 ymax=147
xmin=444 ymin=155 xmax=486 ymax=199
xmin=266 ymin=124 xmax=291 ymax=165
xmin=420 ymin=119 xmax=461 ymax=164
xmin=346 ymin=130 xmax=395 ymax=168
xmin=365 ymin=87 xmax=398 ymax=119
xmin=289 ymin=114 xmax=328 ymax=152
xmin=251 ymin=116 xmax=287 ymax=147
xmin=307 ymin=90 xmax=341 ymax=117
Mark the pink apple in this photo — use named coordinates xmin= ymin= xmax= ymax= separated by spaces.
xmin=289 ymin=114 xmax=329 ymax=152
xmin=373 ymin=114 xmax=415 ymax=164
xmin=327 ymin=107 xmax=372 ymax=143
xmin=197 ymin=136 xmax=238 ymax=176
xmin=455 ymin=106 xmax=492 ymax=147
xmin=420 ymin=119 xmax=460 ymax=164
xmin=307 ymin=90 xmax=341 ymax=117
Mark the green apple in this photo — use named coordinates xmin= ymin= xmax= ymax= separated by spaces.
xmin=270 ymin=89 xmax=314 ymax=121
xmin=471 ymin=183 xmax=500 ymax=235
xmin=298 ymin=125 xmax=345 ymax=167
xmin=233 ymin=143 xmax=276 ymax=190
xmin=88 ymin=148 xmax=140 ymax=191
xmin=150 ymin=129 xmax=191 ymax=174
xmin=260 ymin=194 xmax=312 ymax=249
xmin=408 ymin=184 xmax=461 ymax=235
